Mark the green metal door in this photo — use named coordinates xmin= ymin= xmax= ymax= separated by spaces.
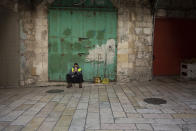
xmin=48 ymin=9 xmax=117 ymax=81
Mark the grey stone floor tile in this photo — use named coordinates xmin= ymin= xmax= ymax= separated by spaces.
xmin=11 ymin=115 xmax=34 ymax=125
xmin=0 ymin=111 xmax=24 ymax=122
xmin=0 ymin=80 xmax=195 ymax=131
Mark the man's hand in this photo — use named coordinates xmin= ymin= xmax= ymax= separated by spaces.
xmin=74 ymin=67 xmax=78 ymax=72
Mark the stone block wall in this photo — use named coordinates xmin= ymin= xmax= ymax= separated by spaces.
xmin=16 ymin=0 xmax=196 ymax=85
xmin=18 ymin=0 xmax=154 ymax=85
xmin=115 ymin=1 xmax=153 ymax=82
xmin=19 ymin=2 xmax=48 ymax=86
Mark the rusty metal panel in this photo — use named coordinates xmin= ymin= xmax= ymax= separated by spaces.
xmin=50 ymin=0 xmax=116 ymax=10
xmin=48 ymin=9 xmax=117 ymax=81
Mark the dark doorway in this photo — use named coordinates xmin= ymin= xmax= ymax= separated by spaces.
xmin=153 ymin=18 xmax=196 ymax=76
xmin=0 ymin=8 xmax=20 ymax=87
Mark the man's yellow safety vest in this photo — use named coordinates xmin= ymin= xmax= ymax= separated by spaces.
xmin=72 ymin=67 xmax=82 ymax=72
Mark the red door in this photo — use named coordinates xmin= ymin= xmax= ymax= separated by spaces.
xmin=153 ymin=18 xmax=196 ymax=76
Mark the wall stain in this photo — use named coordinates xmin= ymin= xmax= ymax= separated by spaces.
xmin=63 ymin=28 xmax=71 ymax=36
xmin=86 ymin=30 xmax=96 ymax=38
xmin=97 ymin=30 xmax=105 ymax=40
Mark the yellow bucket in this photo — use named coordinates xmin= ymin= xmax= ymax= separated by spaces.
xmin=102 ymin=78 xmax=109 ymax=84
xmin=94 ymin=77 xmax=101 ymax=83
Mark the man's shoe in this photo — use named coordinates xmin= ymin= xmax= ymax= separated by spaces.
xmin=79 ymin=83 xmax=82 ymax=88
xmin=67 ymin=83 xmax=72 ymax=88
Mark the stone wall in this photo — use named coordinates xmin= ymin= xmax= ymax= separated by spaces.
xmin=19 ymin=1 xmax=48 ymax=86
xmin=17 ymin=0 xmax=196 ymax=85
xmin=17 ymin=0 xmax=153 ymax=86
xmin=115 ymin=1 xmax=153 ymax=82
xmin=18 ymin=0 xmax=153 ymax=85
xmin=156 ymin=0 xmax=196 ymax=18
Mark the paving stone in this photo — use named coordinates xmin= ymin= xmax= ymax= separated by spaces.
xmin=172 ymin=113 xmax=196 ymax=119
xmin=36 ymin=102 xmax=57 ymax=118
xmin=161 ymin=109 xmax=176 ymax=113
xmin=154 ymin=118 xmax=185 ymax=124
xmin=77 ymin=102 xmax=88 ymax=110
xmin=121 ymin=105 xmax=136 ymax=113
xmin=136 ymin=124 xmax=153 ymax=130
xmin=69 ymin=110 xmax=87 ymax=131
xmin=52 ymin=95 xmax=64 ymax=102
xmin=113 ymin=112 xmax=126 ymax=118
xmin=143 ymin=114 xmax=172 ymax=119
xmin=101 ymin=123 xmax=136 ymax=130
xmin=53 ymin=126 xmax=69 ymax=131
xmin=0 ymin=108 xmax=12 ymax=117
xmin=45 ymin=112 xmax=62 ymax=122
xmin=0 ymin=122 xmax=9 ymax=130
xmin=24 ymin=100 xmax=37 ymax=105
xmin=88 ymin=103 xmax=99 ymax=113
xmin=80 ymin=97 xmax=89 ymax=103
xmin=183 ymin=118 xmax=196 ymax=124
xmin=62 ymin=108 xmax=75 ymax=116
xmin=22 ymin=117 xmax=44 ymax=131
xmin=53 ymin=104 xmax=65 ymax=112
xmin=55 ymin=115 xmax=72 ymax=127
xmin=4 ymin=125 xmax=23 ymax=131
xmin=89 ymin=99 xmax=98 ymax=103
xmin=31 ymin=95 xmax=43 ymax=101
xmin=111 ymin=103 xmax=124 ymax=112
xmin=86 ymin=112 xmax=100 ymax=129
xmin=86 ymin=130 xmax=123 ymax=131
xmin=14 ymin=104 xmax=33 ymax=111
xmin=109 ymin=98 xmax=120 ymax=103
xmin=99 ymin=96 xmax=109 ymax=102
xmin=100 ymin=102 xmax=114 ymax=123
xmin=136 ymin=109 xmax=162 ymax=114
xmin=30 ymin=102 xmax=47 ymax=112
xmin=67 ymin=98 xmax=80 ymax=108
xmin=11 ymin=115 xmax=34 ymax=126
xmin=40 ymin=95 xmax=54 ymax=102
xmin=127 ymin=113 xmax=142 ymax=118
xmin=152 ymin=124 xmax=182 ymax=131
xmin=59 ymin=95 xmax=72 ymax=104
xmin=100 ymin=108 xmax=114 ymax=123
xmin=0 ymin=111 xmax=24 ymax=122
xmin=115 ymin=118 xmax=155 ymax=124
xmin=38 ymin=121 xmax=56 ymax=131
xmin=8 ymin=100 xmax=26 ymax=110
xmin=181 ymin=124 xmax=196 ymax=131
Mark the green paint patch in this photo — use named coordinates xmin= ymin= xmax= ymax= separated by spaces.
xmin=60 ymin=38 xmax=64 ymax=42
xmin=63 ymin=28 xmax=71 ymax=36
xmin=86 ymin=30 xmax=96 ymax=38
xmin=97 ymin=30 xmax=105 ymax=40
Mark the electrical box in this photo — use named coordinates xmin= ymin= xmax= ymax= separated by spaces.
xmin=181 ymin=62 xmax=196 ymax=79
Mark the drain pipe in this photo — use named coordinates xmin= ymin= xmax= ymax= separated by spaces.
xmin=151 ymin=0 xmax=159 ymax=80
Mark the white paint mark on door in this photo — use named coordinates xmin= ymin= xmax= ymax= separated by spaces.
xmin=86 ymin=39 xmax=115 ymax=64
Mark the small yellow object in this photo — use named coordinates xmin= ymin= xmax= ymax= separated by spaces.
xmin=94 ymin=77 xmax=101 ymax=83
xmin=102 ymin=78 xmax=109 ymax=84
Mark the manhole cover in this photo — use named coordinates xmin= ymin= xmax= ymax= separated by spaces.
xmin=46 ymin=89 xmax=64 ymax=93
xmin=144 ymin=98 xmax=167 ymax=105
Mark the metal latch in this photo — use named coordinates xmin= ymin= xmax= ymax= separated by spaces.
xmin=78 ymin=37 xmax=88 ymax=41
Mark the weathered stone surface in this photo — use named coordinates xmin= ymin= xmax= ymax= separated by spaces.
xmin=0 ymin=80 xmax=196 ymax=130
xmin=1 ymin=0 xmax=194 ymax=85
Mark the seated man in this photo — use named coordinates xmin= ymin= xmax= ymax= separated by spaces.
xmin=66 ymin=63 xmax=83 ymax=88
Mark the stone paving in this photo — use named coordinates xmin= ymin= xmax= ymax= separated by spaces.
xmin=0 ymin=78 xmax=196 ymax=131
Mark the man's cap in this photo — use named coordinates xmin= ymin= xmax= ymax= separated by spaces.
xmin=74 ymin=63 xmax=78 ymax=66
